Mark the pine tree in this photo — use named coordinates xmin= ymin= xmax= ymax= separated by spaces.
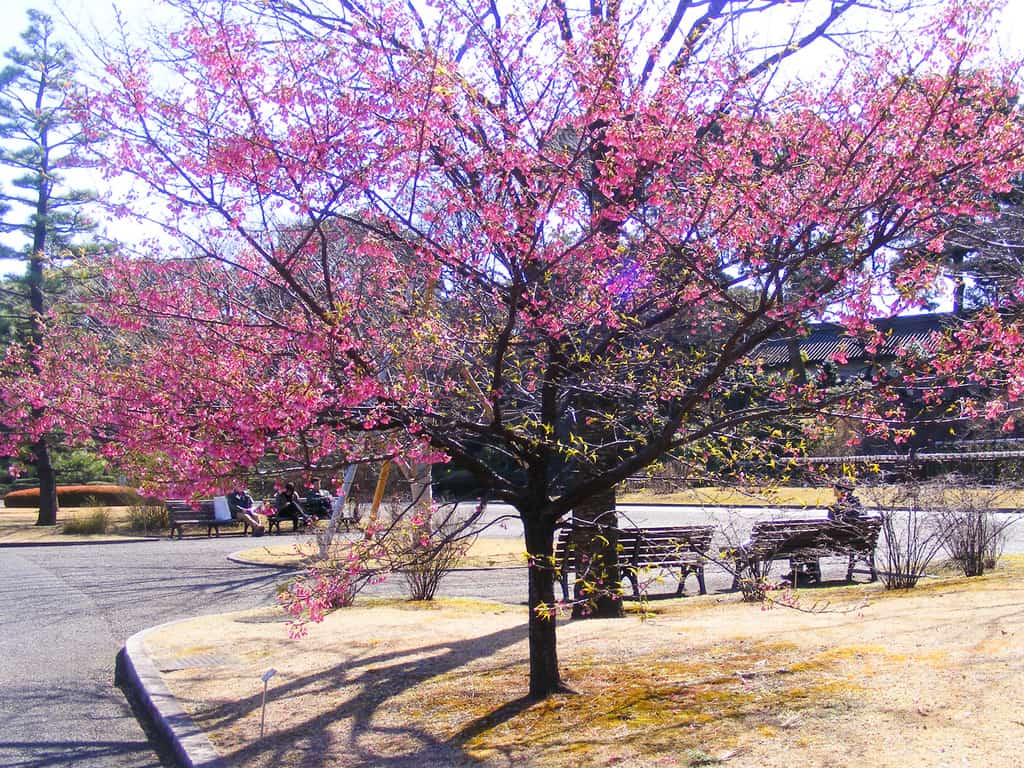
xmin=0 ymin=10 xmax=96 ymax=525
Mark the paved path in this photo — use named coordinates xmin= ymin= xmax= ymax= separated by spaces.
xmin=0 ymin=537 xmax=287 ymax=768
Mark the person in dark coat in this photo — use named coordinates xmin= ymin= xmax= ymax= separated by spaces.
xmin=273 ymin=482 xmax=308 ymax=531
xmin=304 ymin=477 xmax=333 ymax=519
xmin=828 ymin=478 xmax=863 ymax=523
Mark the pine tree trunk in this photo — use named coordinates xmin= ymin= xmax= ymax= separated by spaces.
xmin=33 ymin=437 xmax=58 ymax=526
xmin=571 ymin=487 xmax=624 ymax=619
xmin=524 ymin=517 xmax=563 ymax=698
xmin=28 ymin=250 xmax=59 ymax=527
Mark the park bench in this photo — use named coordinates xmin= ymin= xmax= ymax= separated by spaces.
xmin=726 ymin=517 xmax=881 ymax=588
xmin=166 ymin=499 xmax=244 ymax=539
xmin=303 ymin=495 xmax=333 ymax=519
xmin=262 ymin=496 xmax=353 ymax=534
xmin=263 ymin=496 xmax=325 ymax=534
xmin=555 ymin=524 xmax=716 ymax=600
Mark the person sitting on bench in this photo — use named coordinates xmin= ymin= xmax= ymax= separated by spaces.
xmin=273 ymin=482 xmax=308 ymax=531
xmin=828 ymin=478 xmax=864 ymax=523
xmin=304 ymin=477 xmax=333 ymax=519
xmin=227 ymin=488 xmax=263 ymax=535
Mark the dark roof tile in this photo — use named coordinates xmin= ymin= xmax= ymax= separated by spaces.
xmin=754 ymin=313 xmax=954 ymax=367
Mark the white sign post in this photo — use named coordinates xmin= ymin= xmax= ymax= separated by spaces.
xmin=260 ymin=668 xmax=277 ymax=738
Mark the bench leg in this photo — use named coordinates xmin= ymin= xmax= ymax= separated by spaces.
xmin=847 ymin=552 xmax=878 ymax=581
xmin=676 ymin=567 xmax=689 ymax=596
xmin=676 ymin=565 xmax=703 ymax=596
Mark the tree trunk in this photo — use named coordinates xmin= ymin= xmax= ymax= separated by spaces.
xmin=32 ymin=438 xmax=59 ymax=526
xmin=28 ymin=250 xmax=59 ymax=527
xmin=571 ymin=486 xmax=624 ymax=619
xmin=404 ymin=460 xmax=433 ymax=516
xmin=785 ymin=336 xmax=808 ymax=384
xmin=524 ymin=517 xmax=563 ymax=698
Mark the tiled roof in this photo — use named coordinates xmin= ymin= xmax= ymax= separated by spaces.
xmin=755 ymin=313 xmax=955 ymax=367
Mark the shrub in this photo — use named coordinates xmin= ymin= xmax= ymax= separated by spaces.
xmin=399 ymin=521 xmax=472 ymax=601
xmin=934 ymin=478 xmax=1016 ymax=577
xmin=364 ymin=505 xmax=473 ymax=601
xmin=715 ymin=517 xmax=779 ymax=603
xmin=62 ymin=508 xmax=112 ymax=535
xmin=127 ymin=504 xmax=169 ymax=533
xmin=737 ymin=573 xmax=771 ymax=603
xmin=3 ymin=484 xmax=144 ymax=508
xmin=862 ymin=482 xmax=947 ymax=590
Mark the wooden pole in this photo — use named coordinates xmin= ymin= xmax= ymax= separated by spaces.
xmin=370 ymin=461 xmax=391 ymax=516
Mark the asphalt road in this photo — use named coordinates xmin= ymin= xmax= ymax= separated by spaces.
xmin=0 ymin=537 xmax=288 ymax=768
xmin=1 ymin=503 xmax=1021 ymax=767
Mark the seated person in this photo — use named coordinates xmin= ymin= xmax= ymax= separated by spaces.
xmin=273 ymin=482 xmax=308 ymax=531
xmin=304 ymin=477 xmax=333 ymax=519
xmin=227 ymin=488 xmax=254 ymax=514
xmin=828 ymin=478 xmax=864 ymax=523
xmin=227 ymin=488 xmax=262 ymax=535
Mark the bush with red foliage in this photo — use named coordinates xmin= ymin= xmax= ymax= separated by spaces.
xmin=2 ymin=484 xmax=143 ymax=508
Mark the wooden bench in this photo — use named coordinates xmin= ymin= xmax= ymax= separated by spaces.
xmin=304 ymin=495 xmax=333 ymax=519
xmin=261 ymin=497 xmax=336 ymax=534
xmin=555 ymin=525 xmax=716 ymax=600
xmin=726 ymin=517 xmax=881 ymax=587
xmin=166 ymin=499 xmax=244 ymax=539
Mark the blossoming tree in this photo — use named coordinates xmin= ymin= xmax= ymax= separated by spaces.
xmin=4 ymin=0 xmax=1022 ymax=697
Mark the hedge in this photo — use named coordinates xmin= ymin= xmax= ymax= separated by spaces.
xmin=3 ymin=484 xmax=145 ymax=508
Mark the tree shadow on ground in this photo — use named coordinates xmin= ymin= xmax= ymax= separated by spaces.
xmin=0 ymin=740 xmax=163 ymax=768
xmin=199 ymin=620 xmax=534 ymax=767
xmin=0 ymin=687 xmax=169 ymax=768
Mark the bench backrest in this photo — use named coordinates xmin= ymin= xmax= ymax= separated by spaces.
xmin=555 ymin=525 xmax=715 ymax=568
xmin=304 ymin=495 xmax=333 ymax=517
xmin=166 ymin=499 xmax=217 ymax=522
xmin=624 ymin=526 xmax=714 ymax=561
xmin=746 ymin=517 xmax=880 ymax=556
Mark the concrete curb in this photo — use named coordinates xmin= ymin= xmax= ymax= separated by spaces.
xmin=117 ymin=623 xmax=228 ymax=768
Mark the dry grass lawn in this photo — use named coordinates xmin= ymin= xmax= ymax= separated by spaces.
xmin=0 ymin=505 xmax=157 ymax=543
xmin=617 ymin=486 xmax=838 ymax=507
xmin=234 ymin=536 xmax=526 ymax=569
xmin=144 ymin=557 xmax=1024 ymax=768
